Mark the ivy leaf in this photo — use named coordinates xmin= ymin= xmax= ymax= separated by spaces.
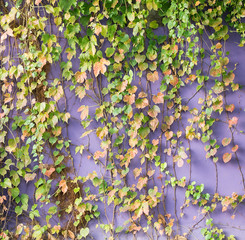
xmin=24 ymin=173 xmax=37 ymax=183
xmin=136 ymin=177 xmax=148 ymax=191
xmin=222 ymin=138 xmax=231 ymax=147
xmin=2 ymin=178 xmax=12 ymax=188
xmin=147 ymin=71 xmax=159 ymax=82
xmin=165 ymin=131 xmax=173 ymax=140
xmin=228 ymin=117 xmax=238 ymax=128
xmin=79 ymin=228 xmax=89 ymax=238
xmin=133 ymin=168 xmax=142 ymax=179
xmin=225 ymin=104 xmax=235 ymax=112
xmin=15 ymin=206 xmax=23 ymax=216
xmin=149 ymin=21 xmax=159 ymax=29
xmin=148 ymin=105 xmax=160 ymax=118
xmin=10 ymin=187 xmax=20 ymax=199
xmin=59 ymin=0 xmax=76 ymax=11
xmin=93 ymin=58 xmax=110 ymax=77
xmin=223 ymin=153 xmax=232 ymax=163
xmin=44 ymin=167 xmax=55 ymax=178
xmin=75 ymin=71 xmax=87 ymax=83
xmin=169 ymin=75 xmax=179 ymax=86
xmin=223 ymin=72 xmax=235 ymax=86
xmin=153 ymin=92 xmax=164 ymax=104
xmin=59 ymin=179 xmax=68 ymax=194
xmin=232 ymin=145 xmax=239 ymax=152
xmin=146 ymin=0 xmax=158 ymax=10
xmin=149 ymin=118 xmax=159 ymax=132
xmin=78 ymin=105 xmax=89 ymax=120
xmin=138 ymin=127 xmax=150 ymax=139
xmin=135 ymin=98 xmax=149 ymax=109
xmin=106 ymin=48 xmax=115 ymax=58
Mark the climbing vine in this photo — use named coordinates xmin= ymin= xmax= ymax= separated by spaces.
xmin=0 ymin=0 xmax=245 ymax=239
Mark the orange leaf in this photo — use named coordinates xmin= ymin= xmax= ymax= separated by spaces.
xmin=149 ymin=118 xmax=159 ymax=132
xmin=135 ymin=98 xmax=149 ymax=109
xmin=147 ymin=71 xmax=159 ymax=82
xmin=77 ymin=105 xmax=89 ymax=120
xmin=210 ymin=67 xmax=221 ymax=77
xmin=216 ymin=42 xmax=222 ymax=49
xmin=123 ymin=94 xmax=135 ymax=105
xmin=225 ymin=104 xmax=235 ymax=112
xmin=232 ymin=145 xmax=239 ymax=152
xmin=165 ymin=131 xmax=173 ymax=140
xmin=45 ymin=167 xmax=55 ymax=178
xmin=75 ymin=71 xmax=87 ymax=83
xmin=228 ymin=117 xmax=238 ymax=128
xmin=222 ymin=137 xmax=231 ymax=147
xmin=223 ymin=153 xmax=232 ymax=163
xmin=93 ymin=58 xmax=110 ymax=77
xmin=153 ymin=92 xmax=164 ymax=104
xmin=59 ymin=179 xmax=68 ymax=194
xmin=136 ymin=177 xmax=148 ymax=191
xmin=170 ymin=75 xmax=178 ymax=86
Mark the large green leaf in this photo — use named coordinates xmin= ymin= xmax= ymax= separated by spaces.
xmin=59 ymin=0 xmax=76 ymax=12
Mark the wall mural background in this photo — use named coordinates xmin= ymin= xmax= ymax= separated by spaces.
xmin=0 ymin=1 xmax=245 ymax=239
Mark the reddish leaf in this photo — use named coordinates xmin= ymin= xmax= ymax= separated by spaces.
xmin=170 ymin=75 xmax=178 ymax=86
xmin=223 ymin=153 xmax=232 ymax=163
xmin=45 ymin=167 xmax=55 ymax=178
xmin=68 ymin=230 xmax=75 ymax=239
xmin=163 ymin=69 xmax=171 ymax=75
xmin=127 ymin=85 xmax=137 ymax=94
xmin=228 ymin=117 xmax=238 ymax=128
xmin=59 ymin=179 xmax=68 ymax=194
xmin=222 ymin=138 xmax=231 ymax=147
xmin=232 ymin=145 xmax=239 ymax=152
xmin=96 ymin=127 xmax=108 ymax=140
xmin=225 ymin=104 xmax=235 ymax=112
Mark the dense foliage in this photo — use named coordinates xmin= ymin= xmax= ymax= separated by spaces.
xmin=0 ymin=0 xmax=245 ymax=239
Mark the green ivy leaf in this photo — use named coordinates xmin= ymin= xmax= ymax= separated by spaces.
xmin=59 ymin=0 xmax=76 ymax=12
